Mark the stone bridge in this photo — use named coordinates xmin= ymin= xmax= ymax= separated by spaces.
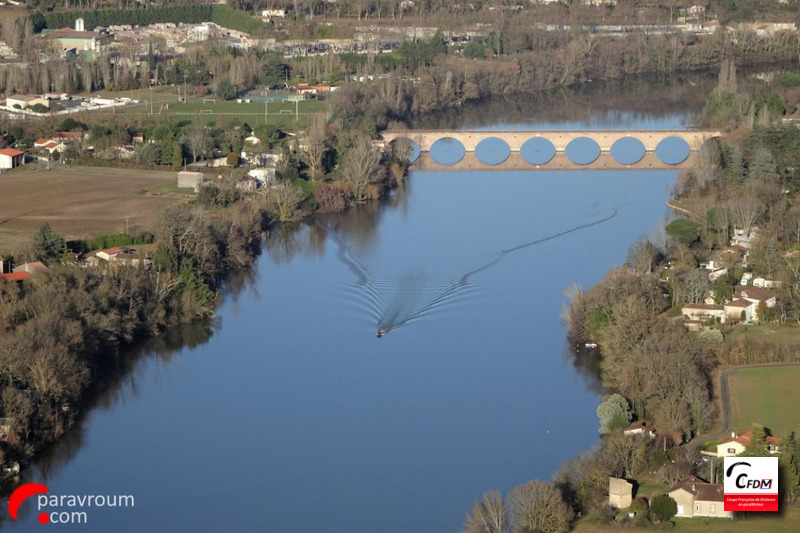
xmin=380 ymin=129 xmax=722 ymax=169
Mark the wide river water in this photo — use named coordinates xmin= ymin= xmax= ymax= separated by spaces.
xmin=5 ymin=74 xmax=719 ymax=531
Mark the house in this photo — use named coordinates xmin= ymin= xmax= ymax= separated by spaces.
xmin=248 ymin=167 xmax=277 ymax=186
xmin=716 ymin=430 xmax=782 ymax=458
xmin=734 ymin=286 xmax=776 ymax=308
xmin=623 ymin=421 xmax=656 ymax=438
xmin=724 ymin=299 xmax=756 ymax=324
xmin=608 ymin=477 xmax=633 ymax=509
xmin=752 ymin=277 xmax=782 ymax=289
xmin=0 ymin=271 xmax=31 ymax=283
xmin=681 ymin=303 xmax=725 ymax=324
xmin=95 ymin=247 xmax=151 ymax=268
xmin=0 ymin=148 xmax=24 ymax=169
xmin=41 ymin=141 xmax=67 ymax=155
xmin=13 ymin=261 xmax=49 ymax=274
xmin=6 ymin=95 xmax=49 ymax=109
xmin=667 ymin=476 xmax=732 ymax=518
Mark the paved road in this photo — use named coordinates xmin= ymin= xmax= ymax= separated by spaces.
xmin=688 ymin=362 xmax=800 ymax=448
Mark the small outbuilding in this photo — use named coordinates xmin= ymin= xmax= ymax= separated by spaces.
xmin=608 ymin=477 xmax=633 ymax=509
xmin=177 ymin=170 xmax=204 ymax=190
xmin=0 ymin=148 xmax=24 ymax=169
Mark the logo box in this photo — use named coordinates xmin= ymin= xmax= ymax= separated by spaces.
xmin=723 ymin=457 xmax=779 ymax=512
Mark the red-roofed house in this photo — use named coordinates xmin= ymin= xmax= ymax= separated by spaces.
xmin=0 ymin=271 xmax=31 ymax=283
xmin=716 ymin=430 xmax=782 ymax=457
xmin=34 ymin=138 xmax=50 ymax=148
xmin=0 ymin=148 xmax=24 ymax=169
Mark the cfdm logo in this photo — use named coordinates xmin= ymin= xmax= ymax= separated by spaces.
xmin=723 ymin=457 xmax=779 ymax=512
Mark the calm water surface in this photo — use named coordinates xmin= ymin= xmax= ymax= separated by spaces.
xmin=5 ymin=81 xmax=706 ymax=532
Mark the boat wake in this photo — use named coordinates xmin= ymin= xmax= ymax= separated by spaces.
xmin=322 ymin=206 xmax=622 ymax=338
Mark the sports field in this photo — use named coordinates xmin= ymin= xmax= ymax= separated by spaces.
xmin=0 ymin=166 xmax=189 ymax=252
xmin=728 ymin=366 xmax=800 ymax=438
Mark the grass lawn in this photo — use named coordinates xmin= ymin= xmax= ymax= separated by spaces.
xmin=728 ymin=365 xmax=800 ymax=438
xmin=576 ymin=506 xmax=800 ymax=532
xmin=723 ymin=323 xmax=800 ymax=348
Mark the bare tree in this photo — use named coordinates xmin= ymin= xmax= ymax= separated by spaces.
xmin=507 ymin=480 xmax=573 ymax=533
xmin=262 ymin=183 xmax=306 ymax=222
xmin=185 ymin=124 xmax=212 ymax=163
xmin=463 ymin=491 xmax=509 ymax=533
xmin=341 ymin=134 xmax=385 ymax=202
xmin=298 ymin=115 xmax=328 ymax=181
xmin=726 ymin=195 xmax=763 ymax=237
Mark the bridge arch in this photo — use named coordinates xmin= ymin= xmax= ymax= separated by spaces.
xmin=565 ymin=137 xmax=601 ymax=165
xmin=520 ymin=137 xmax=556 ymax=166
xmin=387 ymin=137 xmax=421 ymax=163
xmin=655 ymin=136 xmax=691 ymax=165
xmin=475 ymin=137 xmax=511 ymax=166
xmin=610 ymin=137 xmax=646 ymax=165
xmin=430 ymin=137 xmax=466 ymax=166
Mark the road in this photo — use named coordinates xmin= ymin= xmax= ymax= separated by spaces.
xmin=688 ymin=362 xmax=800 ymax=448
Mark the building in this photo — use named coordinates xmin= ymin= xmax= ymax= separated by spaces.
xmin=724 ymin=299 xmax=755 ymax=324
xmin=0 ymin=148 xmax=25 ymax=169
xmin=716 ymin=430 xmax=782 ymax=458
xmin=623 ymin=421 xmax=656 ymax=438
xmin=608 ymin=477 xmax=633 ymax=509
xmin=44 ymin=19 xmax=101 ymax=54
xmin=667 ymin=477 xmax=731 ymax=518
xmin=177 ymin=171 xmax=204 ymax=190
xmin=13 ymin=261 xmax=49 ymax=273
xmin=0 ymin=256 xmax=9 ymax=274
xmin=735 ymin=286 xmax=777 ymax=308
xmin=6 ymin=95 xmax=49 ymax=109
xmin=681 ymin=303 xmax=725 ymax=324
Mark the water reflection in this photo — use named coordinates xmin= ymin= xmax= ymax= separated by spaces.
xmin=2 ymin=323 xmax=214 ymax=496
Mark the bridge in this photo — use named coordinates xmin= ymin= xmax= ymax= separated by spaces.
xmin=381 ymin=129 xmax=722 ymax=169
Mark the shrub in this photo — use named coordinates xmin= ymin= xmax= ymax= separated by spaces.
xmin=649 ymin=494 xmax=677 ymax=523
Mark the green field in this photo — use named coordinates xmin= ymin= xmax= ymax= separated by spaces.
xmin=576 ymin=507 xmax=800 ymax=532
xmin=728 ymin=366 xmax=800 ymax=438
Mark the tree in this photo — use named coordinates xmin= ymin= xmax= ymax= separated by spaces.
xmin=741 ymin=424 xmax=770 ymax=457
xmin=665 ymin=219 xmax=699 ymax=247
xmin=262 ymin=182 xmax=306 ymax=223
xmin=147 ymin=41 xmax=155 ymax=76
xmin=216 ymin=78 xmax=236 ymax=101
xmin=32 ymin=223 xmax=65 ymax=263
xmin=596 ymin=393 xmax=632 ymax=434
xmin=185 ymin=125 xmax=211 ymax=163
xmin=627 ymin=237 xmax=659 ymax=274
xmin=298 ymin=115 xmax=328 ymax=181
xmin=649 ymin=494 xmax=677 ymax=523
xmin=341 ymin=134 xmax=384 ymax=202
xmin=463 ymin=491 xmax=509 ymax=533
xmin=507 ymin=480 xmax=573 ymax=533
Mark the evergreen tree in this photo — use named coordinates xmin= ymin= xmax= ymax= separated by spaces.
xmin=147 ymin=42 xmax=155 ymax=76
xmin=742 ymin=424 xmax=770 ymax=456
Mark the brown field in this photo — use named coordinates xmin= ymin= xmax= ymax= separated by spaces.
xmin=0 ymin=166 xmax=190 ymax=252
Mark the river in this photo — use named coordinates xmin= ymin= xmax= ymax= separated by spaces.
xmin=4 ymin=75 xmax=713 ymax=531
